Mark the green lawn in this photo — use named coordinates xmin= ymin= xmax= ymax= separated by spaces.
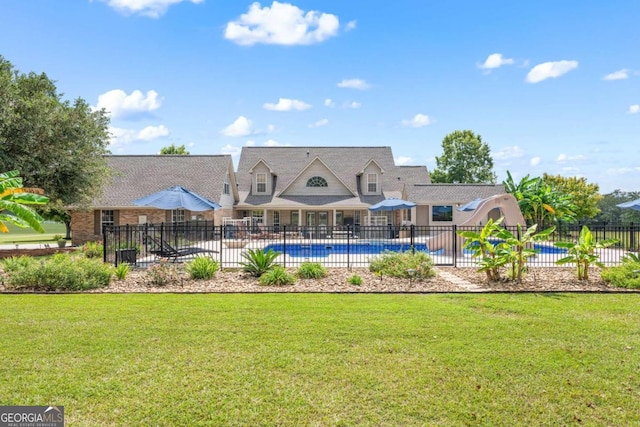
xmin=0 ymin=222 xmax=66 ymax=244
xmin=2 ymin=294 xmax=639 ymax=426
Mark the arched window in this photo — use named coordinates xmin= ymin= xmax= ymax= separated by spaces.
xmin=306 ymin=176 xmax=328 ymax=187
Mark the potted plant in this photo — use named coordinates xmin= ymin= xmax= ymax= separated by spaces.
xmin=54 ymin=234 xmax=67 ymax=248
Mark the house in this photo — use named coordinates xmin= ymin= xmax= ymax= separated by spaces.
xmin=70 ymin=155 xmax=238 ymax=245
xmin=70 ymin=147 xmax=509 ymax=244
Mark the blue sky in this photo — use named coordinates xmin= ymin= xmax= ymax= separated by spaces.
xmin=1 ymin=0 xmax=639 ymax=193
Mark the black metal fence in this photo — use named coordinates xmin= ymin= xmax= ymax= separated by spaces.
xmin=103 ymin=222 xmax=638 ymax=269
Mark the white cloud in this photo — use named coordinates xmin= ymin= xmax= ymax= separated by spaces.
xmin=224 ymin=1 xmax=340 ymax=46
xmin=344 ymin=101 xmax=361 ymax=109
xmin=530 ymin=156 xmax=541 ymax=166
xmin=478 ymin=53 xmax=514 ymax=70
xmin=264 ymin=139 xmax=289 ymax=146
xmin=337 ymin=78 xmax=370 ymax=90
xmin=606 ymin=166 xmax=640 ymax=175
xmin=309 ymin=118 xmax=329 ymax=128
xmin=187 ymin=142 xmax=195 ymax=148
xmin=493 ymin=145 xmax=524 ymax=160
xmin=525 ymin=60 xmax=579 ymax=83
xmin=263 ymin=98 xmax=311 ymax=111
xmin=266 ymin=124 xmax=276 ymax=133
xmin=324 ymin=98 xmax=335 ymax=107
xmin=109 ymin=125 xmax=169 ymax=146
xmin=395 ymin=156 xmax=413 ymax=165
xmin=557 ymin=153 xmax=586 ymax=162
xmin=628 ymin=104 xmax=640 ymax=114
xmin=345 ymin=20 xmax=357 ymax=31
xmin=222 ymin=116 xmax=254 ymax=137
xmin=561 ymin=167 xmax=580 ymax=173
xmin=246 ymin=140 xmax=256 ymax=146
xmin=95 ymin=89 xmax=162 ymax=119
xmin=401 ymin=113 xmax=431 ymax=128
xmin=98 ymin=0 xmax=203 ymax=18
xmin=221 ymin=144 xmax=242 ymax=157
xmin=603 ymin=69 xmax=629 ymax=81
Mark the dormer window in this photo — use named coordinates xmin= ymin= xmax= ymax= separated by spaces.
xmin=306 ymin=176 xmax=328 ymax=187
xmin=367 ymin=173 xmax=378 ymax=193
xmin=256 ymin=173 xmax=267 ymax=193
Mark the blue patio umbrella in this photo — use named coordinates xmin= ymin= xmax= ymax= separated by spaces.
xmin=132 ymin=186 xmax=221 ymax=211
xmin=368 ymin=198 xmax=416 ymax=212
xmin=616 ymin=198 xmax=640 ymax=211
xmin=457 ymin=197 xmax=483 ymax=212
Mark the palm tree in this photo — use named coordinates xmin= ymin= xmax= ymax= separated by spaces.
xmin=0 ymin=170 xmax=49 ymax=233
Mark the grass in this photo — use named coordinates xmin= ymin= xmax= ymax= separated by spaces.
xmin=1 ymin=294 xmax=639 ymax=426
xmin=0 ymin=222 xmax=66 ymax=244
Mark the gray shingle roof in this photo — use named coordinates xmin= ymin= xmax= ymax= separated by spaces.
xmin=408 ymin=184 xmax=506 ymax=204
xmin=236 ymin=146 xmax=430 ymax=207
xmin=94 ymin=155 xmax=233 ymax=208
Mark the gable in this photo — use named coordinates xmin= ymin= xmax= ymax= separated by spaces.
xmin=280 ymin=158 xmax=353 ymax=197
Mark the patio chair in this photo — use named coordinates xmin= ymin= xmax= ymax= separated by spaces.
xmin=145 ymin=235 xmax=218 ymax=262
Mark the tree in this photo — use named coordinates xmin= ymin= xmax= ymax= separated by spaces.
xmin=0 ymin=170 xmax=49 ymax=233
xmin=593 ymin=190 xmax=640 ymax=224
xmin=430 ymin=130 xmax=497 ymax=183
xmin=0 ymin=56 xmax=111 ymax=238
xmin=160 ymin=144 xmax=189 ymax=155
xmin=542 ymin=174 xmax=602 ymax=221
xmin=503 ymin=171 xmax=576 ymax=226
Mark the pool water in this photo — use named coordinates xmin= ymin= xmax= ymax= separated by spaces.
xmin=464 ymin=239 xmax=567 ymax=255
xmin=264 ymin=242 xmax=430 ymax=258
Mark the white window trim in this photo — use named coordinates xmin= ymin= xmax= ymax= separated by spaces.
xmin=256 ymin=173 xmax=267 ymax=194
xmin=367 ymin=173 xmax=378 ymax=193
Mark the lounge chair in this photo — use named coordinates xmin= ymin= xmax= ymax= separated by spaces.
xmin=145 ymin=235 xmax=218 ymax=262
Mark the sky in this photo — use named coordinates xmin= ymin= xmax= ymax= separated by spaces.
xmin=1 ymin=0 xmax=639 ymax=193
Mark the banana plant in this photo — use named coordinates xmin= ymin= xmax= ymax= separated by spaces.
xmin=0 ymin=170 xmax=49 ymax=233
xmin=457 ymin=217 xmax=507 ymax=281
xmin=554 ymin=225 xmax=618 ymax=280
xmin=495 ymin=223 xmax=556 ymax=283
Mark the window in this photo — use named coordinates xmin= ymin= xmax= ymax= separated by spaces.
xmin=367 ymin=173 xmax=378 ymax=193
xmin=291 ymin=211 xmax=299 ymax=226
xmin=256 ymin=173 xmax=267 ymax=193
xmin=306 ymin=176 xmax=328 ymax=187
xmin=406 ymin=208 xmax=412 ymax=222
xmin=432 ymin=205 xmax=453 ymax=222
xmin=172 ymin=209 xmax=185 ymax=223
xmin=223 ymin=173 xmax=230 ymax=195
xmin=252 ymin=210 xmax=264 ymax=224
xmin=354 ymin=210 xmax=361 ymax=226
xmin=101 ymin=210 xmax=114 ymax=228
xmin=335 ymin=211 xmax=343 ymax=226
xmin=273 ymin=211 xmax=280 ymax=227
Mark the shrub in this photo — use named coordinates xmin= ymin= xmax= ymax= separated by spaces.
xmin=82 ymin=241 xmax=104 ymax=259
xmin=297 ymin=262 xmax=327 ymax=279
xmin=185 ymin=256 xmax=219 ymax=280
xmin=348 ymin=274 xmax=363 ymax=285
xmin=369 ymin=250 xmax=435 ymax=280
xmin=555 ymin=226 xmax=618 ymax=280
xmin=1 ymin=255 xmax=36 ymax=272
xmin=259 ymin=266 xmax=295 ymax=286
xmin=6 ymin=254 xmax=113 ymax=291
xmin=147 ymin=260 xmax=180 ymax=286
xmin=240 ymin=248 xmax=280 ymax=277
xmin=601 ymin=262 xmax=640 ymax=289
xmin=114 ymin=263 xmax=130 ymax=280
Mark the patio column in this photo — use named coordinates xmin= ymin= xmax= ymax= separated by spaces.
xmin=298 ymin=209 xmax=302 ymax=226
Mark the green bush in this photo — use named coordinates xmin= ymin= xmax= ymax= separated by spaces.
xmin=601 ymin=262 xmax=640 ymax=289
xmin=114 ymin=263 xmax=130 ymax=280
xmin=147 ymin=261 xmax=180 ymax=286
xmin=240 ymin=248 xmax=280 ymax=277
xmin=259 ymin=266 xmax=295 ymax=286
xmin=297 ymin=262 xmax=327 ymax=279
xmin=185 ymin=256 xmax=219 ymax=280
xmin=348 ymin=274 xmax=363 ymax=285
xmin=369 ymin=250 xmax=435 ymax=280
xmin=82 ymin=241 xmax=104 ymax=259
xmin=1 ymin=255 xmax=36 ymax=272
xmin=6 ymin=254 xmax=113 ymax=291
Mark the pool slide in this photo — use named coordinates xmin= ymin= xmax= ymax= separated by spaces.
xmin=426 ymin=193 xmax=526 ymax=254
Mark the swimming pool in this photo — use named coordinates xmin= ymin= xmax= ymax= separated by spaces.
xmin=464 ymin=239 xmax=567 ymax=255
xmin=263 ymin=242 xmax=430 ymax=258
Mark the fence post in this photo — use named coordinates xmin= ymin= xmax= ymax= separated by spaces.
xmin=347 ymin=224 xmax=351 ymax=270
xmin=410 ymin=224 xmax=415 ymax=254
xmin=631 ymin=222 xmax=636 ymax=252
xmin=283 ymin=225 xmax=287 ymax=269
xmin=103 ymin=224 xmax=108 ymax=264
xmin=452 ymin=225 xmax=457 ymax=268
